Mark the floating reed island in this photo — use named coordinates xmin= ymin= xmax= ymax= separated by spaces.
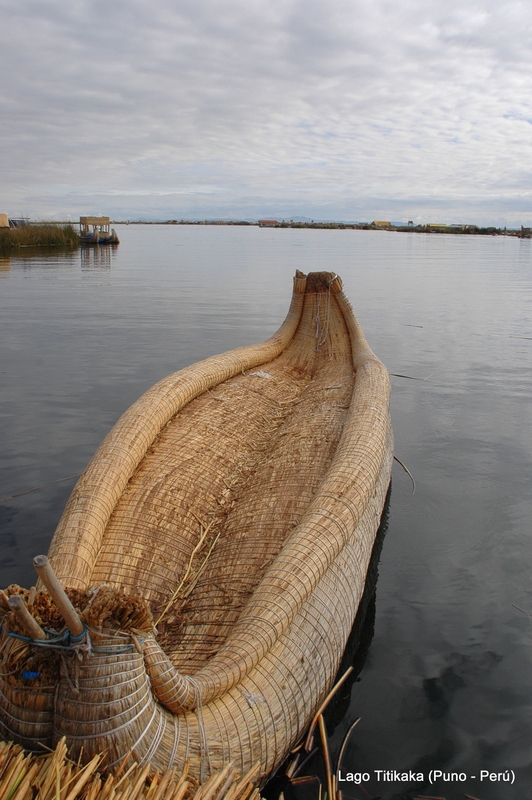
xmin=0 ymin=224 xmax=79 ymax=252
xmin=0 ymin=271 xmax=393 ymax=790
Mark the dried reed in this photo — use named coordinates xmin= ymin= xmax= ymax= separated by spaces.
xmin=0 ymin=739 xmax=261 ymax=800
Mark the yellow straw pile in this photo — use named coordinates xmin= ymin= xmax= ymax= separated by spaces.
xmin=0 ymin=739 xmax=261 ymax=800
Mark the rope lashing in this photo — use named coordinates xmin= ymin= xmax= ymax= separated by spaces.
xmin=1 ymin=623 xmax=142 ymax=655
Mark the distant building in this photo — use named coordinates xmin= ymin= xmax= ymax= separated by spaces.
xmin=258 ymin=219 xmax=278 ymax=227
xmin=371 ymin=221 xmax=391 ymax=228
xmin=427 ymin=223 xmax=447 ymax=228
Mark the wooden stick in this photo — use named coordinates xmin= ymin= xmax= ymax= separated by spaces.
xmin=0 ymin=589 xmax=11 ymax=611
xmin=7 ymin=595 xmax=46 ymax=640
xmin=33 ymin=555 xmax=85 ymax=637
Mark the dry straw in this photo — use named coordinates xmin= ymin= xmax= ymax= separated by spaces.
xmin=0 ymin=738 xmax=261 ymax=800
xmin=1 ymin=271 xmax=393 ymax=787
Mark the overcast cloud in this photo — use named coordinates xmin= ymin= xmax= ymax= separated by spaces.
xmin=1 ymin=0 xmax=531 ymax=223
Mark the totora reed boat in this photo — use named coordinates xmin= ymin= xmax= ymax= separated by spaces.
xmin=0 ymin=271 xmax=393 ymax=786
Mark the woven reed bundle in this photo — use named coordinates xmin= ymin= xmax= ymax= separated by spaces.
xmin=0 ymin=271 xmax=393 ymax=786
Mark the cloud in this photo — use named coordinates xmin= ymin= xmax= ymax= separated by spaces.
xmin=1 ymin=0 xmax=532 ymax=223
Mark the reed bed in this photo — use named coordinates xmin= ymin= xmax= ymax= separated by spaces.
xmin=0 ymin=738 xmax=262 ymax=800
xmin=0 ymin=225 xmax=79 ymax=252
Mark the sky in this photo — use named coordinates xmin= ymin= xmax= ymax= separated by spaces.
xmin=1 ymin=0 xmax=532 ymax=225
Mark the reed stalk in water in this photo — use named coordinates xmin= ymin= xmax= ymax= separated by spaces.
xmin=0 ymin=224 xmax=79 ymax=252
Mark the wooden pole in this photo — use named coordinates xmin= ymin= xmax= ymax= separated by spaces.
xmin=7 ymin=595 xmax=46 ymax=640
xmin=33 ymin=555 xmax=85 ymax=637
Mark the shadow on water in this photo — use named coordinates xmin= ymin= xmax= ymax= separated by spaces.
xmin=263 ymin=485 xmax=392 ymax=800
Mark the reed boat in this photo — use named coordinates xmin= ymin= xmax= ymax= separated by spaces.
xmin=79 ymin=216 xmax=119 ymax=245
xmin=79 ymin=228 xmax=119 ymax=245
xmin=0 ymin=271 xmax=393 ymax=785
xmin=78 ymin=229 xmax=99 ymax=244
xmin=96 ymin=228 xmax=119 ymax=244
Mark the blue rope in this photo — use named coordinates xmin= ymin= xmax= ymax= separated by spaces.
xmin=0 ymin=623 xmax=142 ymax=655
xmin=1 ymin=625 xmax=70 ymax=649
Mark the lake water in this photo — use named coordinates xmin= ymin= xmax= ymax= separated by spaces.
xmin=1 ymin=226 xmax=531 ymax=799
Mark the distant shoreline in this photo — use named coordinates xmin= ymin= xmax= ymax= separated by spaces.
xmin=111 ymin=220 xmax=532 ymax=237
xmin=5 ymin=219 xmax=530 ymax=238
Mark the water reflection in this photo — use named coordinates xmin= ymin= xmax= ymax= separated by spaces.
xmin=81 ymin=244 xmax=117 ymax=270
xmin=0 ymin=244 xmax=119 ymax=274
xmin=7 ymin=248 xmax=79 ymax=270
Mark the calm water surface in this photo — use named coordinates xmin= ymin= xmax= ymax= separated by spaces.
xmin=1 ymin=226 xmax=531 ymax=799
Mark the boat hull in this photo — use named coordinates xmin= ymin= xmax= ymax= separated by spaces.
xmin=0 ymin=271 xmax=392 ymax=783
xmin=79 ymin=228 xmax=119 ymax=245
